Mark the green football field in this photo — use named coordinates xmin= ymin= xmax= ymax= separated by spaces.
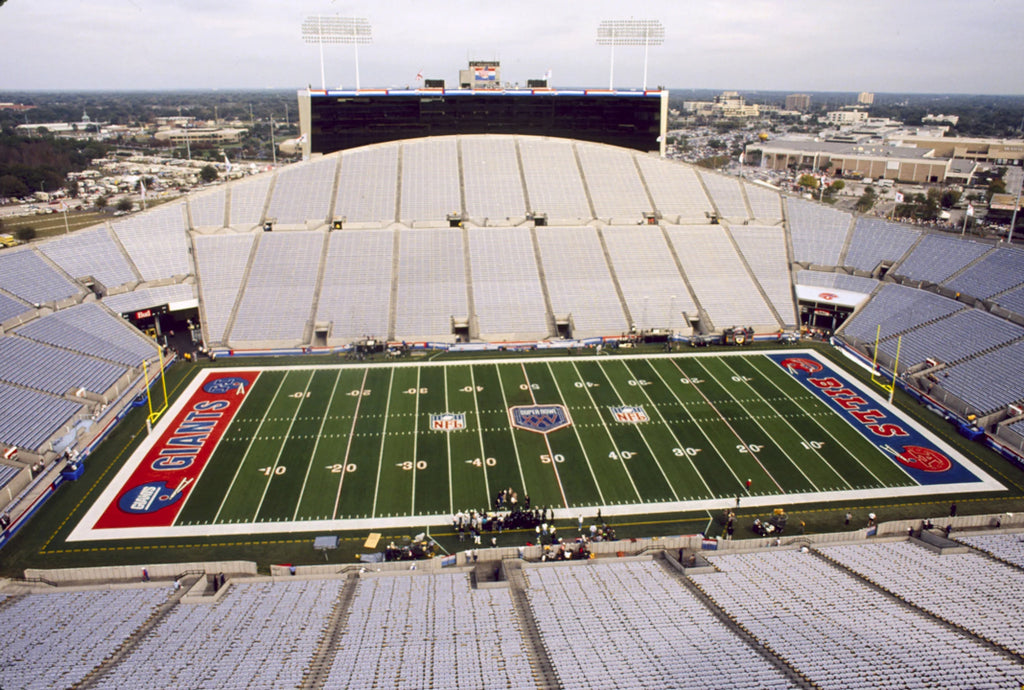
xmin=71 ymin=350 xmax=1002 ymax=541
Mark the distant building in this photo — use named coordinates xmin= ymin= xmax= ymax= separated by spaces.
xmin=153 ymin=127 xmax=245 ymax=145
xmin=922 ymin=113 xmax=960 ymax=126
xmin=459 ymin=61 xmax=502 ymax=89
xmin=895 ymin=134 xmax=1024 ymax=165
xmin=785 ymin=94 xmax=811 ymax=111
xmin=857 ymin=92 xmax=874 ymax=105
xmin=825 ymin=110 xmax=869 ymax=126
xmin=759 ymin=138 xmax=963 ymax=184
xmin=684 ymin=91 xmax=760 ymax=118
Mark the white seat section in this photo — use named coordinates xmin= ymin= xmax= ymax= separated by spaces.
xmin=110 ymin=203 xmax=191 ymax=281
xmin=636 ymin=154 xmax=713 ymax=223
xmin=518 ymin=136 xmax=591 ymax=222
xmin=576 ymin=142 xmax=651 ymax=222
xmin=743 ymin=181 xmax=783 ymax=222
xmin=188 ymin=186 xmax=227 ymax=228
xmin=400 ymin=137 xmax=461 ymax=224
xmin=228 ymin=173 xmax=273 ymax=228
xmin=230 ymin=231 xmax=322 ymax=343
xmin=38 ymin=226 xmax=138 ymax=289
xmin=955 ymin=532 xmax=1024 ymax=568
xmin=667 ymin=225 xmax=778 ymax=329
xmin=785 ymin=197 xmax=851 ymax=266
xmin=394 ymin=228 xmax=469 ymax=341
xmin=102 ymin=283 xmax=196 ymax=318
xmin=844 ymin=218 xmax=920 ymax=272
xmin=729 ymin=224 xmax=796 ymax=326
xmin=462 ymin=136 xmax=527 ymax=222
xmin=317 ymin=229 xmax=393 ymax=342
xmin=602 ymin=226 xmax=696 ymax=331
xmin=698 ymin=170 xmax=749 ymax=220
xmin=536 ymin=226 xmax=628 ymax=337
xmin=193 ymin=233 xmax=256 ymax=344
xmin=267 ymin=155 xmax=337 ymax=226
xmin=468 ymin=226 xmax=549 ymax=340
xmin=334 ymin=144 xmax=398 ymax=223
xmin=795 ymin=270 xmax=879 ymax=294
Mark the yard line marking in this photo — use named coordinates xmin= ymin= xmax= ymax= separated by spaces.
xmin=253 ymin=371 xmax=315 ymax=520
xmin=669 ymin=358 xmax=785 ymax=493
xmin=520 ymin=363 xmax=568 ymax=509
xmin=332 ymin=368 xmax=369 ymax=520
xmin=292 ymin=369 xmax=342 ymax=520
xmin=647 ymin=360 xmax=744 ymax=490
xmin=469 ymin=364 xmax=492 ymax=504
xmin=213 ymin=372 xmax=288 ymax=524
xmin=621 ymin=359 xmax=712 ymax=499
xmin=444 ymin=366 xmax=453 ymax=515
xmin=370 ymin=367 xmax=396 ymax=517
xmin=602 ymin=360 xmax=679 ymax=501
xmin=545 ymin=362 xmax=605 ymax=505
xmin=495 ymin=363 xmax=528 ymax=493
xmin=410 ymin=367 xmax=421 ymax=515
xmin=694 ymin=359 xmax=818 ymax=492
xmin=569 ymin=361 xmax=642 ymax=502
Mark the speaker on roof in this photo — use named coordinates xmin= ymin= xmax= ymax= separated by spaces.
xmin=332 ymin=219 xmax=344 ymax=230
xmin=263 ymin=221 xmax=273 ymax=232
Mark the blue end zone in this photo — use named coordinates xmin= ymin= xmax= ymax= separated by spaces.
xmin=766 ymin=353 xmax=981 ymax=486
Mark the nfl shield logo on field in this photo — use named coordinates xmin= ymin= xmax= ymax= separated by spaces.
xmin=430 ymin=413 xmax=466 ymax=431
xmin=611 ymin=405 xmax=649 ymax=423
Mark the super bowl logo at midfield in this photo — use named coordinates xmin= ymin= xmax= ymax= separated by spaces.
xmin=509 ymin=405 xmax=572 ymax=434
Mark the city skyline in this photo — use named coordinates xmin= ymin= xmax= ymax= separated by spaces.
xmin=1 ymin=0 xmax=1022 ymax=94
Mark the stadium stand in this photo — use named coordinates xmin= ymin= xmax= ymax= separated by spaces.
xmin=890 ymin=233 xmax=992 ymax=284
xmin=317 ymin=229 xmax=394 ymax=342
xmin=0 ymin=247 xmax=82 ymax=305
xmin=875 ymin=308 xmax=1024 ymax=370
xmin=743 ymin=182 xmax=783 ymax=222
xmin=193 ymin=233 xmax=256 ymax=345
xmin=993 ymin=283 xmax=1024 ymax=316
xmin=785 ymin=198 xmax=851 ymax=266
xmin=0 ymin=463 xmax=23 ymax=492
xmin=794 ymin=270 xmax=879 ymax=294
xmin=14 ymin=302 xmax=157 ymax=367
xmin=820 ymin=541 xmax=1024 ymax=656
xmin=926 ymin=340 xmax=1024 ymax=415
xmin=38 ymin=225 xmax=139 ymax=290
xmin=0 ymin=335 xmax=127 ymax=396
xmin=266 ymin=155 xmax=337 ymax=226
xmin=944 ymin=245 xmax=1024 ymax=299
xmin=394 ymin=228 xmax=469 ymax=341
xmin=228 ymin=173 xmax=273 ymax=228
xmin=110 ymin=203 xmax=191 ymax=282
xmin=187 ymin=186 xmax=227 ymax=228
xmin=698 ymin=170 xmax=749 ymax=221
xmin=601 ymin=226 xmax=696 ymax=331
xmin=334 ymin=144 xmax=399 ymax=224
xmin=838 ymin=283 xmax=963 ymax=343
xmin=0 ymin=380 xmax=83 ymax=449
xmin=323 ymin=572 xmax=534 ymax=690
xmin=518 ymin=137 xmax=592 ymax=222
xmin=467 ymin=226 xmax=549 ymax=339
xmin=536 ymin=226 xmax=629 ymax=336
xmin=729 ymin=224 xmax=797 ymax=326
xmin=667 ymin=225 xmax=779 ymax=329
xmin=523 ymin=560 xmax=796 ymax=689
xmin=230 ymin=231 xmax=322 ymax=344
xmin=842 ymin=218 xmax=920 ymax=273
xmin=400 ymin=138 xmax=461 ymax=224
xmin=691 ymin=549 xmax=1024 ymax=689
xmin=635 ymin=154 xmax=712 ymax=223
xmin=954 ymin=532 xmax=1024 ymax=568
xmin=93 ymin=579 xmax=343 ymax=690
xmin=576 ymin=142 xmax=651 ymax=222
xmin=102 ymin=283 xmax=196 ymax=317
xmin=0 ymin=587 xmax=170 ymax=690
xmin=0 ymin=291 xmax=32 ymax=324
xmin=462 ymin=136 xmax=527 ymax=222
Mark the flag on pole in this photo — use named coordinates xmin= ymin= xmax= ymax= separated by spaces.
xmin=894 ymin=191 xmax=904 ymax=203
xmin=738 ymin=149 xmax=745 ymax=166
xmin=223 ymin=153 xmax=232 ymax=174
xmin=544 ymin=68 xmax=552 ymax=82
xmin=139 ymin=179 xmax=147 ymax=200
xmin=415 ymin=70 xmax=423 ymax=81
xmin=966 ymin=203 xmax=974 ymax=217
xmin=297 ymin=133 xmax=308 ymax=144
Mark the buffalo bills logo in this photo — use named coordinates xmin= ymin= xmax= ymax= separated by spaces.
xmin=203 ymin=377 xmax=249 ymax=395
xmin=118 ymin=480 xmax=187 ymax=514
xmin=779 ymin=357 xmax=824 ymax=375
xmin=510 ymin=405 xmax=572 ymax=434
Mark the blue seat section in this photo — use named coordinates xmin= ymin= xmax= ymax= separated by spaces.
xmin=840 ymin=283 xmax=963 ymax=343
xmin=0 ymin=292 xmax=32 ymax=324
xmin=0 ymin=381 xmax=82 ymax=450
xmin=0 ymin=464 xmax=22 ymax=491
xmin=938 ymin=340 xmax=1024 ymax=415
xmin=877 ymin=309 xmax=1024 ymax=369
xmin=0 ymin=248 xmax=81 ymax=305
xmin=995 ymin=284 xmax=1024 ymax=316
xmin=14 ymin=303 xmax=156 ymax=367
xmin=0 ymin=335 xmax=127 ymax=395
xmin=785 ymin=198 xmax=851 ymax=266
xmin=892 ymin=234 xmax=990 ymax=283
xmin=944 ymin=246 xmax=1024 ymax=300
xmin=843 ymin=218 xmax=920 ymax=272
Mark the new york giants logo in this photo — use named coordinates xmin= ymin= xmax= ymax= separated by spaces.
xmin=430 ymin=413 xmax=466 ymax=431
xmin=611 ymin=405 xmax=649 ymax=423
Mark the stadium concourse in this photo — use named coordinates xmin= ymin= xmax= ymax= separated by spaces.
xmin=3 ymin=525 xmax=1024 ymax=689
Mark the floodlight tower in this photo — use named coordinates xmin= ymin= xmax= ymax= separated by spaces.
xmin=596 ymin=19 xmax=665 ymax=91
xmin=302 ymin=16 xmax=373 ymax=90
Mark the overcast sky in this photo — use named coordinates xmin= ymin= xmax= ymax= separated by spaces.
xmin=2 ymin=0 xmax=1022 ymax=94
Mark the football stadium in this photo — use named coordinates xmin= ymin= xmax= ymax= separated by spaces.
xmin=3 ymin=127 xmax=1024 ymax=687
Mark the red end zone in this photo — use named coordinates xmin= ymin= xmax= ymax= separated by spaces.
xmin=93 ymin=372 xmax=259 ymax=530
